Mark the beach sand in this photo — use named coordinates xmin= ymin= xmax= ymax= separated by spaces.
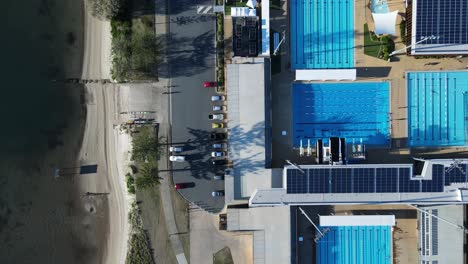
xmin=80 ymin=3 xmax=131 ymax=264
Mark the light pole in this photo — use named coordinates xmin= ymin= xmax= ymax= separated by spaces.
xmin=389 ymin=35 xmax=439 ymax=57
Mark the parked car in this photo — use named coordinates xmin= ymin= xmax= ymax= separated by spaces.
xmin=212 ymin=190 xmax=225 ymax=197
xmin=204 ymin=81 xmax=218 ymax=88
xmin=211 ymin=151 xmax=226 ymax=157
xmin=169 ymin=146 xmax=183 ymax=153
xmin=213 ymin=105 xmax=227 ymax=111
xmin=212 ymin=159 xmax=228 ymax=166
xmin=210 ymin=133 xmax=227 ymax=140
xmin=213 ymin=175 xmax=224 ymax=180
xmin=212 ymin=122 xmax=224 ymax=129
xmin=169 ymin=156 xmax=185 ymax=162
xmin=174 ymin=182 xmax=194 ymax=189
xmin=208 ymin=114 xmax=225 ymax=120
xmin=213 ymin=143 xmax=227 ymax=149
xmin=211 ymin=95 xmax=225 ymax=101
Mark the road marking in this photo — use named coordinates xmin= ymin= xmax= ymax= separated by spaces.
xmin=196 ymin=5 xmax=214 ymax=15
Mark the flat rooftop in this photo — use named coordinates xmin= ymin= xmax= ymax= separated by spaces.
xmin=407 ymin=71 xmax=468 ymax=147
xmin=226 ymin=59 xmax=271 ymax=200
xmin=249 ymin=159 xmax=468 ymax=206
xmin=292 ymin=82 xmax=390 ymax=147
xmin=290 ymin=0 xmax=354 ymax=69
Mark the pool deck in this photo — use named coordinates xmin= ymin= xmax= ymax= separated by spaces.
xmin=268 ymin=0 xmax=468 ymax=168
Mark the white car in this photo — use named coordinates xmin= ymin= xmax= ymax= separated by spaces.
xmin=169 ymin=146 xmax=183 ymax=153
xmin=213 ymin=105 xmax=226 ymax=111
xmin=169 ymin=156 xmax=185 ymax=162
xmin=211 ymin=95 xmax=225 ymax=101
xmin=208 ymin=114 xmax=225 ymax=120
xmin=213 ymin=143 xmax=227 ymax=149
xmin=211 ymin=151 xmax=226 ymax=157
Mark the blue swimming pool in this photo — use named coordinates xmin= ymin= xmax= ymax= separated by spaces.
xmin=291 ymin=0 xmax=354 ymax=69
xmin=292 ymin=82 xmax=390 ymax=147
xmin=407 ymin=71 xmax=468 ymax=147
xmin=317 ymin=226 xmax=392 ymax=264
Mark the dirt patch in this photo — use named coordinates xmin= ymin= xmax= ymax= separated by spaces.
xmin=213 ymin=247 xmax=234 ymax=264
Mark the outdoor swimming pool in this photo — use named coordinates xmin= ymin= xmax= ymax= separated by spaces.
xmin=317 ymin=226 xmax=392 ymax=264
xmin=292 ymin=82 xmax=390 ymax=147
xmin=290 ymin=0 xmax=354 ymax=69
xmin=407 ymin=71 xmax=468 ymax=147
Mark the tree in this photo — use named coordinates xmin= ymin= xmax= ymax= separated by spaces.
xmin=135 ymin=163 xmax=160 ymax=190
xmin=86 ymin=0 xmax=123 ymax=20
xmin=131 ymin=127 xmax=158 ymax=162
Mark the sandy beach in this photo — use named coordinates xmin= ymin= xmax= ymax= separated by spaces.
xmin=80 ymin=4 xmax=131 ymax=264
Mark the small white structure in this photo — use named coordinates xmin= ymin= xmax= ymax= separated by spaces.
xmin=320 ymin=215 xmax=396 ymax=226
xmin=230 ymin=7 xmax=256 ymax=17
xmin=295 ymin=69 xmax=357 ymax=81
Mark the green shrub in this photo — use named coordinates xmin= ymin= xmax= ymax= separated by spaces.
xmin=126 ymin=173 xmax=136 ymax=194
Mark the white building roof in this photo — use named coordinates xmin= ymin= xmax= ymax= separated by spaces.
xmin=226 ymin=60 xmax=271 ymax=201
xmin=372 ymin=11 xmax=398 ymax=35
xmin=227 ymin=206 xmax=290 ymax=264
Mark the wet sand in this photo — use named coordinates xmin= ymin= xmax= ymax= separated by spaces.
xmin=0 ymin=1 xmax=109 ymax=263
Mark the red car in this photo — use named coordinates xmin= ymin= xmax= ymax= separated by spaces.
xmin=174 ymin=182 xmax=194 ymax=189
xmin=204 ymin=81 xmax=217 ymax=88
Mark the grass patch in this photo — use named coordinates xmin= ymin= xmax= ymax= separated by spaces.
xmin=216 ymin=13 xmax=225 ymax=92
xmin=126 ymin=173 xmax=136 ymax=194
xmin=363 ymin=23 xmax=395 ymax=60
xmin=399 ymin=20 xmax=407 ymax=45
xmin=213 ymin=247 xmax=234 ymax=264
xmin=110 ymin=1 xmax=160 ymax=81
xmin=170 ymin=185 xmax=190 ymax=259
xmin=130 ymin=126 xmax=161 ymax=191
xmin=126 ymin=203 xmax=155 ymax=264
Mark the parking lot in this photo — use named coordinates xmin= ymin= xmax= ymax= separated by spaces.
xmin=168 ymin=1 xmax=226 ymax=213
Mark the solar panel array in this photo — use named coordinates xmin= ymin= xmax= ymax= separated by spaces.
xmin=415 ymin=0 xmax=468 ymax=45
xmin=286 ymin=164 xmax=468 ymax=194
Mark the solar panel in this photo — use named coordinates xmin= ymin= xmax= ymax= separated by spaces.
xmin=286 ymin=169 xmax=307 ymax=194
xmin=286 ymin=163 xmax=468 ymax=194
xmin=432 ymin=209 xmax=439 ymax=256
xmin=376 ymin=168 xmax=398 ymax=192
xmin=415 ymin=0 xmax=468 ymax=45
xmin=331 ymin=168 xmax=352 ymax=193
xmin=445 ymin=163 xmax=467 ymax=184
xmin=354 ymin=168 xmax=375 ymax=193
xmin=308 ymin=169 xmax=330 ymax=193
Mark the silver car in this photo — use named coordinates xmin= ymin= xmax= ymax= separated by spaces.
xmin=213 ymin=175 xmax=224 ymax=180
xmin=213 ymin=143 xmax=227 ymax=149
xmin=208 ymin=114 xmax=225 ymax=120
xmin=213 ymin=105 xmax=227 ymax=111
xmin=211 ymin=151 xmax=226 ymax=157
xmin=211 ymin=95 xmax=225 ymax=101
xmin=212 ymin=190 xmax=225 ymax=197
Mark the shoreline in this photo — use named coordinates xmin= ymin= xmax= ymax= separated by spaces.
xmin=79 ymin=3 xmax=131 ymax=264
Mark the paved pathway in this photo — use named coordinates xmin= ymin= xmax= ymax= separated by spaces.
xmin=154 ymin=0 xmax=188 ymax=263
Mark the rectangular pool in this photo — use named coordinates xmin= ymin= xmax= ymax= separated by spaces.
xmin=317 ymin=226 xmax=392 ymax=264
xmin=291 ymin=0 xmax=354 ymax=69
xmin=407 ymin=71 xmax=468 ymax=147
xmin=292 ymin=82 xmax=390 ymax=147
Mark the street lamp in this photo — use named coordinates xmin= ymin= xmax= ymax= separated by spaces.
xmin=389 ymin=35 xmax=439 ymax=57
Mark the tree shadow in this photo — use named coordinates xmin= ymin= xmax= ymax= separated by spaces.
xmin=158 ymin=31 xmax=216 ymax=78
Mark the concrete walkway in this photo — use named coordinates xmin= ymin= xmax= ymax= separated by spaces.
xmin=155 ymin=0 xmax=189 ymax=263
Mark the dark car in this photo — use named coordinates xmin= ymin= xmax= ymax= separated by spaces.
xmin=212 ymin=159 xmax=228 ymax=166
xmin=174 ymin=182 xmax=195 ymax=189
xmin=210 ymin=132 xmax=227 ymax=140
